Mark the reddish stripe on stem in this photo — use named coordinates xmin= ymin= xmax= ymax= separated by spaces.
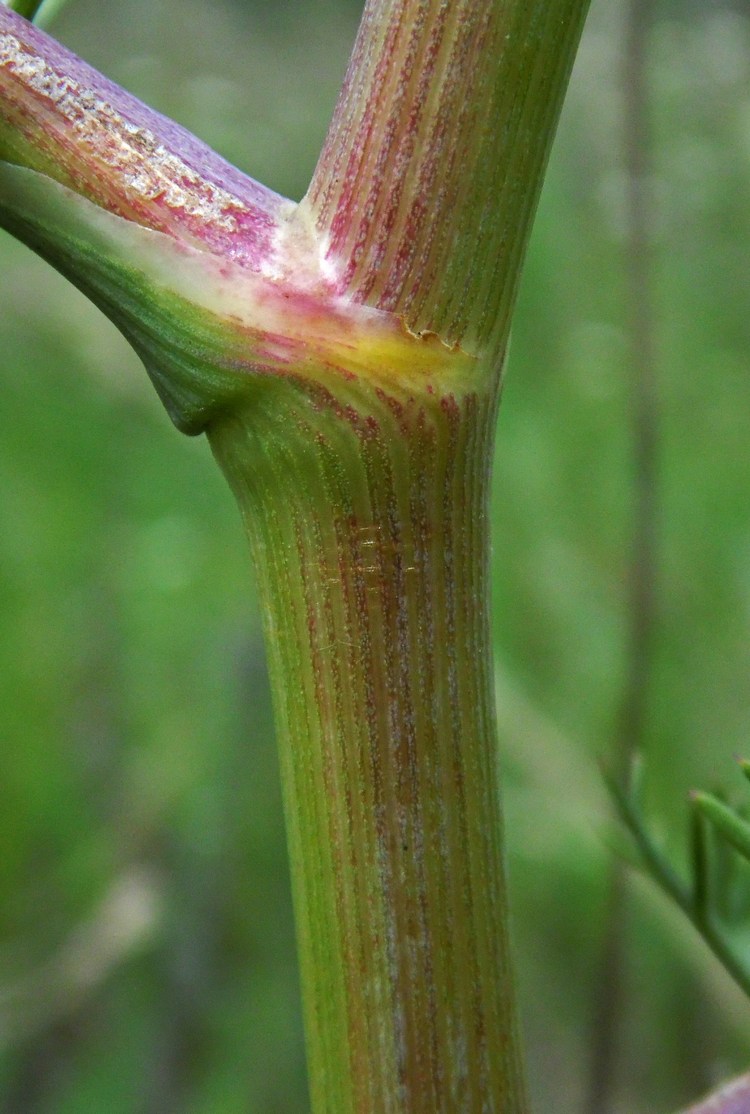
xmin=0 ymin=7 xmax=290 ymax=269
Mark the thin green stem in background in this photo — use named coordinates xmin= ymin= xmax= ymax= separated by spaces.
xmin=585 ymin=0 xmax=660 ymax=1108
xmin=610 ymin=778 xmax=750 ymax=1002
xmin=692 ymin=792 xmax=750 ymax=862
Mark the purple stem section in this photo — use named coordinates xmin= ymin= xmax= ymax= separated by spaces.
xmin=0 ymin=7 xmax=291 ymax=269
xmin=680 ymin=1075 xmax=750 ymax=1114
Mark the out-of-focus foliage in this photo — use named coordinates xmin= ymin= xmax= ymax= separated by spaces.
xmin=0 ymin=0 xmax=749 ymax=1111
xmin=610 ymin=759 xmax=750 ymax=1004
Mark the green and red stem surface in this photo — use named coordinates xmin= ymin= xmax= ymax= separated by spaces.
xmin=1 ymin=1 xmax=595 ymax=1110
xmin=212 ymin=367 xmax=523 ymax=1111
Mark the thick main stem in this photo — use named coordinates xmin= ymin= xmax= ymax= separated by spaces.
xmin=210 ymin=373 xmax=528 ymax=1113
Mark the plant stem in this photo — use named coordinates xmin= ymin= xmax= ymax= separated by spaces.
xmin=678 ymin=1073 xmax=750 ymax=1114
xmin=0 ymin=2 xmax=594 ymax=1108
xmin=210 ymin=368 xmax=528 ymax=1112
xmin=307 ymin=0 xmax=591 ymax=358
xmin=611 ymin=780 xmax=750 ymax=1001
xmin=586 ymin=0 xmax=659 ymax=1107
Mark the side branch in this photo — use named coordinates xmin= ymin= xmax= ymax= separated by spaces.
xmin=0 ymin=7 xmax=290 ymax=269
xmin=679 ymin=1074 xmax=750 ymax=1114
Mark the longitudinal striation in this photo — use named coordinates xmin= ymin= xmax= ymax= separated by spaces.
xmin=306 ymin=0 xmax=589 ymax=358
xmin=210 ymin=373 xmax=526 ymax=1111
xmin=0 ymin=9 xmax=291 ymax=268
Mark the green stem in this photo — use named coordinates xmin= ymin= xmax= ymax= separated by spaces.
xmin=586 ymin=0 xmax=659 ymax=1105
xmin=612 ymin=782 xmax=750 ymax=1001
xmin=210 ymin=368 xmax=528 ymax=1112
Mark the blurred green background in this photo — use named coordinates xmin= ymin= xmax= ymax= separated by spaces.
xmin=1 ymin=0 xmax=750 ymax=1110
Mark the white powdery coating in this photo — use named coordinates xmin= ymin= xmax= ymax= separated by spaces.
xmin=262 ymin=197 xmax=341 ymax=290
xmin=0 ymin=31 xmax=245 ymax=231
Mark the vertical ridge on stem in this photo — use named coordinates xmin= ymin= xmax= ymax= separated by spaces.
xmin=305 ymin=0 xmax=590 ymax=358
xmin=209 ymin=367 xmax=527 ymax=1112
